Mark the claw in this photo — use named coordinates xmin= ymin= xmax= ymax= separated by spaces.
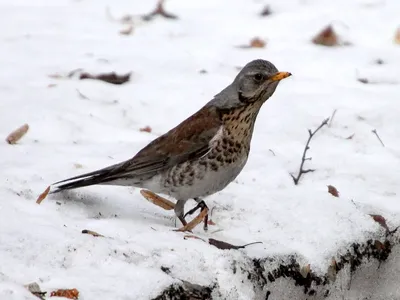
xmin=174 ymin=208 xmax=209 ymax=232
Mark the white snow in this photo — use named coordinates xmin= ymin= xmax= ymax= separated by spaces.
xmin=1 ymin=0 xmax=400 ymax=299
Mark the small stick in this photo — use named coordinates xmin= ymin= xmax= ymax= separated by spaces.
xmin=290 ymin=118 xmax=329 ymax=185
xmin=82 ymin=229 xmax=104 ymax=237
xmin=371 ymin=129 xmax=385 ymax=147
xmin=328 ymin=109 xmax=337 ymax=127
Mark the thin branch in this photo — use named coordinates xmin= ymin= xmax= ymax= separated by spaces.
xmin=290 ymin=118 xmax=329 ymax=185
xmin=328 ymin=109 xmax=337 ymax=127
xmin=371 ymin=129 xmax=385 ymax=147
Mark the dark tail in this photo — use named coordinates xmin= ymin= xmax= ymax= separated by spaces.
xmin=50 ymin=162 xmax=125 ymax=194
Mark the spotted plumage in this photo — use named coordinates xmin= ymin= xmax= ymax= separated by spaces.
xmin=51 ymin=59 xmax=291 ymax=230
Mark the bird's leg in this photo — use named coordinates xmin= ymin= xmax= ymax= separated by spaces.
xmin=184 ymin=198 xmax=209 ymax=231
xmin=174 ymin=200 xmax=187 ymax=226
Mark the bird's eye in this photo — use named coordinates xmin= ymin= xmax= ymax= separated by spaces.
xmin=254 ymin=73 xmax=264 ymax=82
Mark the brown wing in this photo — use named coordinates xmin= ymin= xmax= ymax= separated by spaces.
xmin=51 ymin=106 xmax=221 ymax=191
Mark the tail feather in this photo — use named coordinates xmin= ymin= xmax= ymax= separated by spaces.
xmin=50 ymin=162 xmax=125 ymax=193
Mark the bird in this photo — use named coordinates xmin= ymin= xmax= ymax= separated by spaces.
xmin=51 ymin=59 xmax=291 ymax=231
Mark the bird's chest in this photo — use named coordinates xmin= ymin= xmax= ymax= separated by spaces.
xmin=163 ymin=105 xmax=261 ymax=199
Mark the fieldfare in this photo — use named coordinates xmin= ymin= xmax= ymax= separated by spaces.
xmin=51 ymin=59 xmax=291 ymax=231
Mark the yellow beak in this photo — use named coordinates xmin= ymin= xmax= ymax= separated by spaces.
xmin=269 ymin=72 xmax=292 ymax=82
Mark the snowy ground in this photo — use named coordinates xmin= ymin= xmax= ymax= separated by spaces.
xmin=1 ymin=0 xmax=400 ymax=299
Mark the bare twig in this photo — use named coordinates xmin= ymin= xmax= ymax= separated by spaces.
xmin=290 ymin=118 xmax=329 ymax=185
xmin=142 ymin=0 xmax=178 ymax=21
xmin=371 ymin=129 xmax=385 ymax=147
xmin=76 ymin=89 xmax=90 ymax=100
xmin=328 ymin=109 xmax=337 ymax=127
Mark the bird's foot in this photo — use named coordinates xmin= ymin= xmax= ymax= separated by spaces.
xmin=184 ymin=200 xmax=209 ymax=231
xmin=174 ymin=207 xmax=209 ymax=232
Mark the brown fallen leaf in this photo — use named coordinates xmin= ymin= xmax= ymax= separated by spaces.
xmin=36 ymin=186 xmax=51 ymax=204
xmin=50 ymin=288 xmax=79 ymax=299
xmin=120 ymin=25 xmax=134 ymax=35
xmin=238 ymin=37 xmax=266 ymax=49
xmin=140 ymin=189 xmax=175 ymax=210
xmin=82 ymin=229 xmax=104 ymax=237
xmin=175 ymin=207 xmax=209 ymax=232
xmin=183 ymin=235 xmax=262 ymax=250
xmin=79 ymin=72 xmax=131 ymax=85
xmin=142 ymin=0 xmax=178 ymax=21
xmin=394 ymin=27 xmax=400 ymax=44
xmin=140 ymin=126 xmax=152 ymax=133
xmin=208 ymin=238 xmax=262 ymax=250
xmin=327 ymin=185 xmax=339 ymax=197
xmin=6 ymin=124 xmax=29 ymax=144
xmin=369 ymin=214 xmax=390 ymax=233
xmin=260 ymin=5 xmax=272 ymax=17
xmin=312 ymin=25 xmax=339 ymax=46
xmin=346 ymin=133 xmax=355 ymax=140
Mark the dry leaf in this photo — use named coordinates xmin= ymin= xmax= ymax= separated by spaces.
xmin=6 ymin=124 xmax=29 ymax=144
xmin=140 ymin=189 xmax=175 ymax=210
xmin=183 ymin=235 xmax=262 ymax=250
xmin=208 ymin=239 xmax=262 ymax=250
xmin=139 ymin=126 xmax=152 ymax=133
xmin=394 ymin=27 xmax=400 ymax=44
xmin=238 ymin=37 xmax=266 ymax=49
xmin=260 ymin=5 xmax=272 ymax=17
xmin=175 ymin=207 xmax=209 ymax=232
xmin=327 ymin=185 xmax=339 ymax=197
xmin=369 ymin=214 xmax=390 ymax=232
xmin=79 ymin=72 xmax=131 ymax=85
xmin=346 ymin=133 xmax=355 ymax=140
xmin=50 ymin=288 xmax=79 ymax=299
xmin=312 ymin=25 xmax=339 ymax=46
xmin=250 ymin=37 xmax=266 ymax=48
xmin=82 ymin=229 xmax=104 ymax=237
xmin=120 ymin=25 xmax=134 ymax=35
xmin=36 ymin=186 xmax=50 ymax=204
xmin=299 ymin=264 xmax=311 ymax=278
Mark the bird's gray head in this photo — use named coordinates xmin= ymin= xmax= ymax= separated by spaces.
xmin=208 ymin=59 xmax=291 ymax=110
